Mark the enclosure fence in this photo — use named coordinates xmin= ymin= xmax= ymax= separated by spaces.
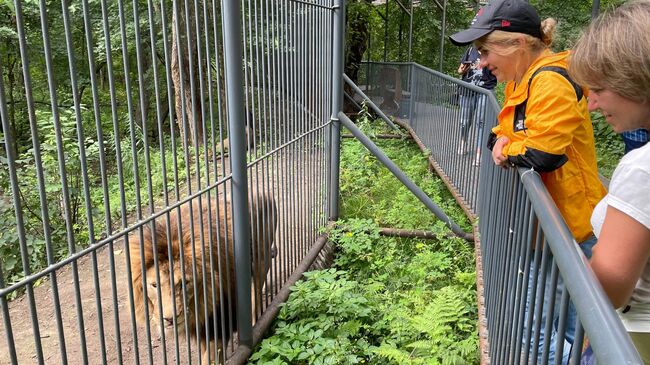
xmin=357 ymin=61 xmax=642 ymax=363
xmin=0 ymin=0 xmax=338 ymax=364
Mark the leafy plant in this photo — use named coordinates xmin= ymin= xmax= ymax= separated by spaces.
xmin=249 ymin=269 xmax=377 ymax=365
xmin=249 ymin=117 xmax=478 ymax=364
xmin=591 ymin=112 xmax=624 ymax=179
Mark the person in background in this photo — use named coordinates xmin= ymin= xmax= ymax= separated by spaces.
xmin=449 ymin=0 xmax=606 ymax=362
xmin=621 ymin=128 xmax=649 ymax=154
xmin=569 ymin=1 xmax=650 ymax=362
xmin=456 ymin=46 xmax=497 ymax=166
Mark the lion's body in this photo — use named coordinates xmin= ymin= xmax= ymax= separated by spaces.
xmin=129 ymin=193 xmax=277 ymax=364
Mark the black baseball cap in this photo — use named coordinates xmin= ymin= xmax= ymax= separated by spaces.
xmin=449 ymin=0 xmax=542 ymax=46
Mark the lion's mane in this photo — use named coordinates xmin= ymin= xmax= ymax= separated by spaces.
xmin=129 ymin=192 xmax=277 ymax=361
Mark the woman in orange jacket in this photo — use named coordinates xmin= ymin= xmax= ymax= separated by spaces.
xmin=450 ymin=0 xmax=606 ymax=363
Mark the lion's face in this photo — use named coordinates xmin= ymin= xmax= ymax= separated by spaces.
xmin=145 ymin=262 xmax=195 ymax=336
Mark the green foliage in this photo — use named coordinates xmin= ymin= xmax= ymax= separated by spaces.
xmin=249 ymin=269 xmax=376 ymax=364
xmin=591 ymin=112 xmax=624 ymax=178
xmin=327 ymin=218 xmax=380 ymax=273
xmin=250 ymin=117 xmax=478 ymax=364
xmin=361 ymin=0 xmax=630 ymax=76
xmin=366 ymin=0 xmax=470 ymax=74
xmin=339 ymin=113 xmax=470 ymax=232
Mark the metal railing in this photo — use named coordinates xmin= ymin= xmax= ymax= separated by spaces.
xmin=355 ymin=61 xmax=642 ymax=363
xmin=0 ymin=0 xmax=336 ymax=364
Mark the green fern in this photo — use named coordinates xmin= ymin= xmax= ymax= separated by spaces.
xmin=373 ymin=343 xmax=417 ymax=365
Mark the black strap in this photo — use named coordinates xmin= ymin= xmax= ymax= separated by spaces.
xmin=528 ymin=66 xmax=583 ymax=101
xmin=514 ymin=66 xmax=585 ymax=132
xmin=502 ymin=66 xmax=583 ymax=171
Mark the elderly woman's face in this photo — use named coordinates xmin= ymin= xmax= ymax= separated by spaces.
xmin=588 ymin=88 xmax=650 ymax=133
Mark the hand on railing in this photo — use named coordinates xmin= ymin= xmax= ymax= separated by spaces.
xmin=491 ymin=136 xmax=511 ymax=169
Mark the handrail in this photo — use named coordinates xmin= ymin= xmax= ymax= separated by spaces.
xmin=518 ymin=167 xmax=641 ymax=363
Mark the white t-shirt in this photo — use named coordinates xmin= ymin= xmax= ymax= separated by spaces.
xmin=591 ymin=142 xmax=650 ymax=333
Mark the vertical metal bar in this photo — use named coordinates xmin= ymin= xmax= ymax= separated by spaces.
xmin=384 ymin=0 xmax=389 ymax=61
xmin=170 ymin=0 xmax=195 ymax=357
xmin=298 ymin=0 xmax=305 ymax=266
xmin=0 ymin=61 xmax=19 ymax=365
xmin=278 ymin=0 xmax=288 ymax=284
xmin=540 ymin=261 xmax=561 ymax=364
xmin=115 ymin=0 xmax=154 ymax=361
xmin=570 ymin=322 xmax=585 ymax=365
xmin=197 ymin=0 xmax=220 ymax=341
xmin=408 ymin=64 xmax=416 ymax=120
xmin=291 ymin=0 xmax=298 ymax=268
xmin=329 ymin=0 xmax=345 ymax=220
xmin=554 ymin=293 xmax=570 ymax=365
xmin=493 ymin=179 xmax=516 ymax=362
xmin=245 ymin=0 xmax=258 ymax=318
xmin=157 ymin=0 xmax=186 ymax=361
xmin=190 ymin=0 xmax=211 ymax=359
xmin=439 ymin=0 xmax=447 ymax=72
xmin=98 ymin=0 xmax=141 ymax=362
xmin=23 ymin=1 xmax=70 ymax=363
xmin=56 ymin=1 xmax=100 ymax=362
xmin=591 ymin=0 xmax=600 ymax=19
xmin=408 ymin=0 xmax=413 ymax=62
xmin=81 ymin=0 xmax=115 ymax=360
xmin=222 ymin=0 xmax=253 ymax=348
xmin=512 ymin=200 xmax=535 ymax=363
xmin=146 ymin=0 xmax=178 ymax=361
xmin=261 ymin=0 xmax=276 ymax=301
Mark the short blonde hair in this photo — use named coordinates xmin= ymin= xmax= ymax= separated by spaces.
xmin=569 ymin=0 xmax=650 ymax=104
xmin=474 ymin=18 xmax=557 ymax=56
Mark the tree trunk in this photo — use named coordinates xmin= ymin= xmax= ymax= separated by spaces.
xmin=344 ymin=0 xmax=372 ymax=113
xmin=171 ymin=2 xmax=203 ymax=148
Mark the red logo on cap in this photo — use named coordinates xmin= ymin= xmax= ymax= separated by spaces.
xmin=501 ymin=20 xmax=511 ymax=27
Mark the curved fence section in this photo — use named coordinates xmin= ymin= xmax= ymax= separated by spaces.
xmin=357 ymin=61 xmax=641 ymax=363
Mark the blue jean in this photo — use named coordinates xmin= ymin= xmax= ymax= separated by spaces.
xmin=525 ymin=236 xmax=597 ymax=364
xmin=459 ymin=92 xmax=488 ymax=149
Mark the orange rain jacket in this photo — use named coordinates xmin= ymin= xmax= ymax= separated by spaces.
xmin=490 ymin=50 xmax=606 ymax=243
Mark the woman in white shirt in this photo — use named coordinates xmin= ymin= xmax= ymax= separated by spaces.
xmin=569 ymin=1 xmax=650 ymax=362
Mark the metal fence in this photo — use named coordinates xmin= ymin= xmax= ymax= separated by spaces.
xmin=358 ymin=61 xmax=493 ymax=214
xmin=355 ymin=61 xmax=642 ymax=363
xmin=0 ymin=0 xmax=338 ymax=364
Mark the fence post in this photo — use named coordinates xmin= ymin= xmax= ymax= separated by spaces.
xmin=221 ymin=0 xmax=253 ymax=348
xmin=408 ymin=63 xmax=416 ymax=121
xmin=329 ymin=0 xmax=345 ymax=220
xmin=439 ymin=0 xmax=447 ymax=72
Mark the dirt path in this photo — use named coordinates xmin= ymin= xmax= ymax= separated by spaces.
xmin=0 ymin=145 xmax=327 ymax=365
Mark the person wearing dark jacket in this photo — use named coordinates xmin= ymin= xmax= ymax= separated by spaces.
xmin=457 ymin=46 xmax=497 ymax=165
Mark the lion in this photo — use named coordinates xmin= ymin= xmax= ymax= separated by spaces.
xmin=129 ymin=192 xmax=277 ymax=364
